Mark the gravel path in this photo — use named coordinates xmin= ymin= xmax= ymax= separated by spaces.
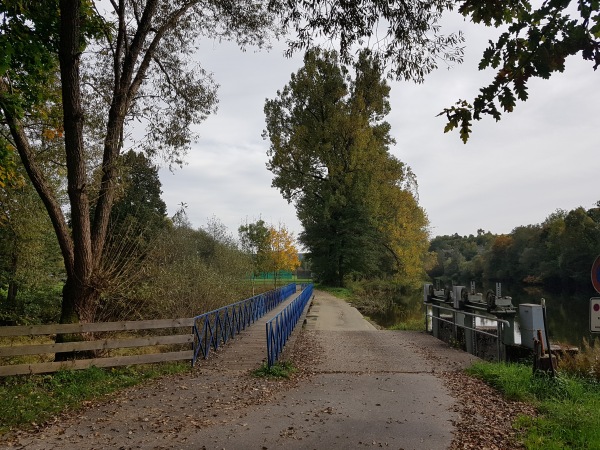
xmin=2 ymin=290 xmax=536 ymax=449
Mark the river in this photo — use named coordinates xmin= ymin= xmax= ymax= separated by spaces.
xmin=370 ymin=283 xmax=599 ymax=349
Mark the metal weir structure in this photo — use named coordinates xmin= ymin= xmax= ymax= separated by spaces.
xmin=424 ymin=281 xmax=559 ymax=369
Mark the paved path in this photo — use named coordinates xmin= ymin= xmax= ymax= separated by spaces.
xmin=4 ymin=289 xmax=479 ymax=450
xmin=305 ymin=292 xmax=376 ymax=331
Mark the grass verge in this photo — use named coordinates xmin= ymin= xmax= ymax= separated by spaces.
xmin=252 ymin=361 xmax=296 ymax=379
xmin=388 ymin=316 xmax=425 ymax=331
xmin=0 ymin=362 xmax=191 ymax=435
xmin=314 ymin=284 xmax=352 ymax=300
xmin=467 ymin=361 xmax=600 ymax=449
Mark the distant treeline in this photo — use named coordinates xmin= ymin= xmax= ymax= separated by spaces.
xmin=427 ymin=202 xmax=600 ymax=292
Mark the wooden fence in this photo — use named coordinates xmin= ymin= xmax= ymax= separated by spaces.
xmin=0 ymin=318 xmax=194 ymax=377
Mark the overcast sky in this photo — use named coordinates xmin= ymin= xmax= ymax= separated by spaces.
xmin=157 ymin=10 xmax=598 ymax=243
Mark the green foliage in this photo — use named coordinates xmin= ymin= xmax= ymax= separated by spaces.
xmin=315 ymin=284 xmax=353 ymax=300
xmin=92 ymin=150 xmax=170 ymax=321
xmin=467 ymin=361 xmax=600 ymax=449
xmin=320 ymin=279 xmax=424 ymax=329
xmin=269 ymin=0 xmax=464 ymax=82
xmin=388 ymin=316 xmax=426 ymax=331
xmin=109 ymin=150 xmax=168 ymax=239
xmin=239 ymin=220 xmax=300 ymax=289
xmin=0 ymin=363 xmax=190 ymax=434
xmin=239 ymin=219 xmax=271 ymax=276
xmin=558 ymin=337 xmax=600 ymax=381
xmin=1 ymin=0 xmax=281 ymax=327
xmin=266 ymin=224 xmax=301 ymax=288
xmin=0 ymin=0 xmax=59 ymax=118
xmin=0 ymin=0 xmax=104 ymax=118
xmin=427 ymin=203 xmax=600 ymax=291
xmin=252 ymin=361 xmax=296 ymax=379
xmin=347 ymin=280 xmax=423 ymax=323
xmin=0 ymin=143 xmax=20 ymax=190
xmin=0 ymin=283 xmax=62 ymax=325
xmin=265 ymin=49 xmax=429 ymax=287
xmin=467 ymin=361 xmax=534 ymax=401
xmin=442 ymin=0 xmax=600 ymax=141
xmin=0 ymin=167 xmax=64 ymax=324
xmin=110 ymin=217 xmax=253 ymax=321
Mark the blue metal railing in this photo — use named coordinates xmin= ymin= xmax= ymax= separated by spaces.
xmin=192 ymin=283 xmax=296 ymax=365
xmin=266 ymin=283 xmax=314 ymax=367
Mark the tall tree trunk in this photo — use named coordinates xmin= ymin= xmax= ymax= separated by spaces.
xmin=58 ymin=0 xmax=94 ymax=325
xmin=55 ymin=278 xmax=100 ymax=361
xmin=338 ymin=253 xmax=345 ymax=287
xmin=6 ymin=282 xmax=18 ymax=308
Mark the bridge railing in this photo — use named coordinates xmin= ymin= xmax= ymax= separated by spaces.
xmin=299 ymin=282 xmax=311 ymax=291
xmin=266 ymin=283 xmax=314 ymax=367
xmin=425 ymin=302 xmax=511 ymax=362
xmin=192 ymin=283 xmax=296 ymax=365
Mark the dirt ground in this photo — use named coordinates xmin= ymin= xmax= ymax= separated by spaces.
xmin=2 ymin=290 xmax=535 ymax=449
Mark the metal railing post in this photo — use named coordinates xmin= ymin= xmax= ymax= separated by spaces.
xmin=464 ymin=313 xmax=475 ymax=355
xmin=497 ymin=322 xmax=504 ymax=362
xmin=432 ymin=304 xmax=440 ymax=338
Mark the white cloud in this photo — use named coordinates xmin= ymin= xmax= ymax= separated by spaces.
xmin=158 ymin=17 xmax=599 ymax=242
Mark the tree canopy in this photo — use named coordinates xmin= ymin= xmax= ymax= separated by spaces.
xmin=108 ymin=150 xmax=168 ymax=241
xmin=239 ymin=219 xmax=271 ymax=277
xmin=0 ymin=0 xmax=280 ymax=325
xmin=239 ymin=219 xmax=300 ymax=287
xmin=440 ymin=0 xmax=600 ymax=142
xmin=0 ymin=165 xmax=63 ymax=324
xmin=428 ymin=202 xmax=600 ymax=290
xmin=264 ymin=49 xmax=429 ymax=287
xmin=268 ymin=0 xmax=464 ymax=81
xmin=266 ymin=223 xmax=300 ymax=286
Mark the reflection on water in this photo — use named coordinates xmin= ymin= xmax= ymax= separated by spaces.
xmin=368 ymin=290 xmax=424 ymax=328
xmin=371 ymin=283 xmax=599 ymax=348
xmin=499 ymin=285 xmax=596 ymax=348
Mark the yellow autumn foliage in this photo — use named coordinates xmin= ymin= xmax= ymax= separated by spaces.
xmin=267 ymin=224 xmax=301 ymax=274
